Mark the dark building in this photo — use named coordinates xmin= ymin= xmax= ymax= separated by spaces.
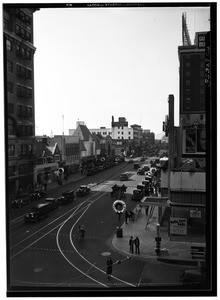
xmin=4 ymin=6 xmax=38 ymax=200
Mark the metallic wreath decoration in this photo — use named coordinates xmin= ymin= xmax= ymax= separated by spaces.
xmin=112 ymin=200 xmax=126 ymax=214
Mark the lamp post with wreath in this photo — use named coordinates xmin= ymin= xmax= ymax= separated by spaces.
xmin=112 ymin=200 xmax=126 ymax=238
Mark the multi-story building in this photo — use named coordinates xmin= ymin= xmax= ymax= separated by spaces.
xmin=4 ymin=6 xmax=38 ymax=199
xmin=90 ymin=127 xmax=112 ymax=137
xmin=160 ymin=30 xmax=209 ymax=242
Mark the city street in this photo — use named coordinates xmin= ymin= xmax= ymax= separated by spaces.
xmin=9 ymin=161 xmax=185 ymax=289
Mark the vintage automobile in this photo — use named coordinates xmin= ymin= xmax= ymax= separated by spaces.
xmin=137 ymin=168 xmax=145 ymax=175
xmin=30 ymin=189 xmax=46 ymax=201
xmin=180 ymin=268 xmax=206 ymax=286
xmin=24 ymin=203 xmax=50 ymax=223
xmin=76 ymin=185 xmax=91 ymax=197
xmin=45 ymin=197 xmax=59 ymax=211
xmin=142 ymin=165 xmax=150 ymax=172
xmin=57 ymin=190 xmax=75 ymax=204
xmin=10 ymin=193 xmax=30 ymax=209
xmin=137 ymin=183 xmax=147 ymax=193
xmin=131 ymin=189 xmax=144 ymax=201
xmin=128 ymin=159 xmax=134 ymax=164
xmin=134 ymin=162 xmax=140 ymax=170
xmin=145 ymin=175 xmax=153 ymax=182
xmin=120 ymin=173 xmax=128 ymax=181
xmin=111 ymin=184 xmax=127 ymax=199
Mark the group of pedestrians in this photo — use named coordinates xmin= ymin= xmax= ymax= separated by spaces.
xmin=129 ymin=236 xmax=140 ymax=254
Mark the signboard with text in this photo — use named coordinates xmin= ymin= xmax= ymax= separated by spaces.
xmin=170 ymin=217 xmax=187 ymax=235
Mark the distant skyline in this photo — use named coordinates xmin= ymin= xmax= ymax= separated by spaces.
xmin=32 ymin=4 xmax=210 ymax=136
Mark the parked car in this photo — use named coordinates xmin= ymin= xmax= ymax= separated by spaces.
xmin=120 ymin=173 xmax=128 ymax=181
xmin=10 ymin=193 xmax=30 ymax=209
xmin=137 ymin=168 xmax=145 ymax=175
xmin=76 ymin=185 xmax=91 ymax=197
xmin=131 ymin=189 xmax=144 ymax=201
xmin=30 ymin=189 xmax=46 ymax=201
xmin=24 ymin=203 xmax=49 ymax=223
xmin=145 ymin=175 xmax=153 ymax=182
xmin=180 ymin=268 xmax=206 ymax=286
xmin=140 ymin=157 xmax=145 ymax=162
xmin=58 ymin=190 xmax=75 ymax=204
xmin=87 ymin=168 xmax=96 ymax=176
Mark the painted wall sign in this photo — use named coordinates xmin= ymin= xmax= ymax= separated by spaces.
xmin=170 ymin=217 xmax=187 ymax=235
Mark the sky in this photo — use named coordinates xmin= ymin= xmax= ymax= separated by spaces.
xmin=31 ymin=5 xmax=210 ymax=136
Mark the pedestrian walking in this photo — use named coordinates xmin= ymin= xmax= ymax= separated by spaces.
xmin=80 ymin=225 xmax=85 ymax=241
xmin=129 ymin=236 xmax=134 ymax=253
xmin=43 ymin=182 xmax=47 ymax=191
xmin=106 ymin=256 xmax=113 ymax=279
xmin=125 ymin=210 xmax=129 ymax=224
xmin=75 ymin=225 xmax=82 ymax=240
xmin=134 ymin=237 xmax=140 ymax=254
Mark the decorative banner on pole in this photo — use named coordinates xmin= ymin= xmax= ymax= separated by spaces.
xmin=112 ymin=200 xmax=126 ymax=214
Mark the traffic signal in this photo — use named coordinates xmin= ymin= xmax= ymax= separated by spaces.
xmin=155 ymin=236 xmax=161 ymax=255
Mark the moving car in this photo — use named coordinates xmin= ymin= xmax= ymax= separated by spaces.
xmin=45 ymin=197 xmax=59 ymax=211
xmin=58 ymin=190 xmax=75 ymax=204
xmin=24 ymin=203 xmax=50 ymax=222
xmin=76 ymin=185 xmax=91 ymax=196
xmin=131 ymin=189 xmax=144 ymax=201
xmin=120 ymin=173 xmax=128 ymax=181
xmin=134 ymin=162 xmax=140 ymax=170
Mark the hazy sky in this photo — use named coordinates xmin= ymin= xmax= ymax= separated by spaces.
xmin=33 ymin=5 xmax=210 ymax=136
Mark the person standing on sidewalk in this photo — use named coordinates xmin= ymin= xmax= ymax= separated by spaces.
xmin=134 ymin=237 xmax=140 ymax=254
xmin=125 ymin=210 xmax=129 ymax=224
xmin=129 ymin=236 xmax=134 ymax=253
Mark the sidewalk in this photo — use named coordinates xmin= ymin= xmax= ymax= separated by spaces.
xmin=111 ymin=206 xmax=206 ymax=266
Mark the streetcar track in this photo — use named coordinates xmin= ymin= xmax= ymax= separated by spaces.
xmin=56 ymin=192 xmax=136 ymax=288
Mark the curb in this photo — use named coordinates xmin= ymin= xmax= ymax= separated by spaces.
xmin=157 ymin=257 xmax=198 ymax=266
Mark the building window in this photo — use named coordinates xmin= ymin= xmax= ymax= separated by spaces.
xmin=8 ymin=123 xmax=15 ymax=135
xmin=7 ymin=61 xmax=13 ymax=73
xmin=129 ymin=137 xmax=131 ymax=139
xmin=9 ymin=165 xmax=16 ymax=177
xmin=121 ymin=126 xmax=124 ymax=130
xmin=8 ymin=103 xmax=14 ymax=114
xmin=200 ymin=88 xmax=205 ymax=95
xmin=4 ymin=18 xmax=9 ymax=30
xmin=8 ymin=145 xmax=15 ymax=156
xmin=186 ymin=89 xmax=190 ymax=94
xmin=186 ymin=71 xmax=190 ymax=77
xmin=118 ymin=127 xmax=120 ymax=129
xmin=6 ymin=39 xmax=12 ymax=51
xmin=118 ymin=137 xmax=120 ymax=139
xmin=128 ymin=132 xmax=130 ymax=135
xmin=122 ymin=137 xmax=124 ymax=140
xmin=7 ymin=82 xmax=13 ymax=93
xmin=118 ymin=132 xmax=120 ymax=134
xmin=186 ymin=62 xmax=190 ymax=68
xmin=121 ymin=132 xmax=123 ymax=134
xmin=186 ymin=80 xmax=190 ymax=86
xmin=186 ymin=97 xmax=191 ymax=103
xmin=27 ymin=107 xmax=32 ymax=117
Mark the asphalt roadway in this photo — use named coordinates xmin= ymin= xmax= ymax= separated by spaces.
xmin=8 ymin=161 xmax=208 ymax=295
